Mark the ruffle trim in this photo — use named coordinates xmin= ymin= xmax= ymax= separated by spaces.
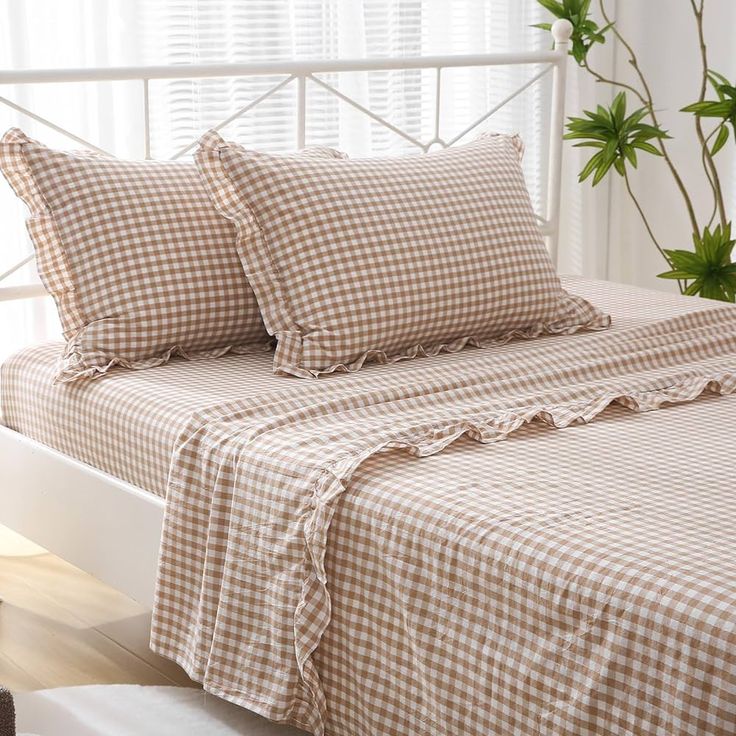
xmin=294 ymin=369 xmax=736 ymax=733
xmin=55 ymin=338 xmax=274 ymax=384
xmin=276 ymin=293 xmax=611 ymax=379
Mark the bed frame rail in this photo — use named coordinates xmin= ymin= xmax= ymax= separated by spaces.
xmin=0 ymin=424 xmax=164 ymax=607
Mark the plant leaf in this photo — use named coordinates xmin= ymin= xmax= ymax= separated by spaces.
xmin=631 ymin=140 xmax=663 ymax=156
xmin=681 ymin=101 xmax=717 ymax=114
xmin=566 ymin=95 xmax=667 ymax=187
xmin=711 ymin=125 xmax=729 ymax=156
xmin=659 ymin=223 xmax=736 ymax=302
xmin=657 ymin=270 xmax=694 ymax=280
xmin=578 ymin=151 xmax=603 ymax=182
xmin=592 ymin=155 xmax=616 ymax=185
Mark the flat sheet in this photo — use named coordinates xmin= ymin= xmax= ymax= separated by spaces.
xmin=142 ymin=278 xmax=734 ymax=736
xmin=4 ymin=279 xmax=736 ymax=735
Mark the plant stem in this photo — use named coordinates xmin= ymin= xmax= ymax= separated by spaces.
xmin=702 ymin=126 xmax=721 ymax=227
xmin=581 ymin=58 xmax=646 ymax=107
xmin=689 ymin=0 xmax=728 ymax=227
xmin=622 ymin=168 xmax=685 ymax=294
xmin=598 ymin=0 xmax=700 ymax=237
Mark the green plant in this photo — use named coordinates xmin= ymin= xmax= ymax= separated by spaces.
xmin=533 ymin=0 xmax=610 ymax=63
xmin=535 ymin=0 xmax=735 ymax=302
xmin=565 ymin=93 xmax=668 ymax=185
xmin=682 ymin=71 xmax=736 ymax=156
xmin=659 ymin=224 xmax=736 ymax=301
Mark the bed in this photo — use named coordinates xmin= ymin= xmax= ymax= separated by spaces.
xmin=2 ymin=23 xmax=736 ymax=736
xmin=3 ymin=276 xmax=736 ymax=734
xmin=0 ymin=277 xmax=704 ymax=497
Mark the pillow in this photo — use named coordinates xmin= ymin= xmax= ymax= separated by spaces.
xmin=0 ymin=128 xmax=273 ymax=382
xmin=196 ymin=130 xmax=610 ymax=378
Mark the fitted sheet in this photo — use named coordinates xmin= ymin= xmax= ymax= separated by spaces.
xmin=1 ymin=339 xmax=286 ymax=496
xmin=0 ymin=276 xmax=701 ymax=500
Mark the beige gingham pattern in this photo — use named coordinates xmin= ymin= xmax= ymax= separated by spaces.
xmin=4 ymin=278 xmax=736 ymax=736
xmin=144 ymin=281 xmax=731 ymax=736
xmin=196 ymin=130 xmax=610 ymax=378
xmin=0 ymin=127 xmax=271 ymax=382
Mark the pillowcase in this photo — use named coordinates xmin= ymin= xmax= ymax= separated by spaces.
xmin=196 ymin=130 xmax=610 ymax=378
xmin=0 ymin=128 xmax=272 ymax=383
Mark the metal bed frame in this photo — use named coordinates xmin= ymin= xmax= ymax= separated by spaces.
xmin=0 ymin=20 xmax=573 ymax=608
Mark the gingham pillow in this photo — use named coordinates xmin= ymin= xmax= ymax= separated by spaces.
xmin=196 ymin=130 xmax=610 ymax=378
xmin=0 ymin=128 xmax=274 ymax=383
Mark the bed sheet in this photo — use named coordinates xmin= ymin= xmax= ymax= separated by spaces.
xmin=141 ymin=277 xmax=736 ymax=735
xmin=0 ymin=276 xmax=697 ymax=499
xmin=6 ymin=279 xmax=735 ymax=734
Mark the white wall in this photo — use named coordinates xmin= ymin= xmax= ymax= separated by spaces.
xmin=592 ymin=0 xmax=736 ymax=291
xmin=558 ymin=27 xmax=616 ymax=279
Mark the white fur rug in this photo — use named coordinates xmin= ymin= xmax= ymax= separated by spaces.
xmin=14 ymin=685 xmax=305 ymax=736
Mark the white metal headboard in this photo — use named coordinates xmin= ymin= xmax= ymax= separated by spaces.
xmin=0 ymin=20 xmax=572 ymax=305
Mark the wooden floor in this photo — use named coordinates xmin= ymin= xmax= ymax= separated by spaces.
xmin=0 ymin=524 xmax=197 ymax=691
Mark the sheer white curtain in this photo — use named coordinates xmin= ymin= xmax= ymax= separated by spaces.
xmin=0 ymin=0 xmax=596 ymax=360
xmin=0 ymin=0 xmax=141 ymax=360
xmin=139 ymin=1 xmax=553 ymax=206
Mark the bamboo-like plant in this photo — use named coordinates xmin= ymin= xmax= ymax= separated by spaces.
xmin=535 ymin=0 xmax=736 ymax=301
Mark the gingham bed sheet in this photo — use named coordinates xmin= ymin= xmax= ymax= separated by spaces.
xmin=3 ymin=278 xmax=736 ymax=735
xmin=315 ymin=394 xmax=736 ymax=736
xmin=1 ymin=341 xmax=286 ymax=497
xmin=142 ymin=277 xmax=736 ymax=736
xmin=0 ymin=276 xmax=702 ymax=498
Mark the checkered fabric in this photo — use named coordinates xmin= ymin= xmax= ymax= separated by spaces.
xmin=0 ymin=127 xmax=272 ymax=382
xmin=195 ymin=130 xmax=610 ymax=378
xmin=0 ymin=276 xmax=622 ymax=497
xmin=4 ymin=279 xmax=736 ymax=736
xmin=148 ymin=280 xmax=736 ymax=735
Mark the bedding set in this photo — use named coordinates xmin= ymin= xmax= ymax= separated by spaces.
xmin=1 ymin=125 xmax=735 ymax=736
